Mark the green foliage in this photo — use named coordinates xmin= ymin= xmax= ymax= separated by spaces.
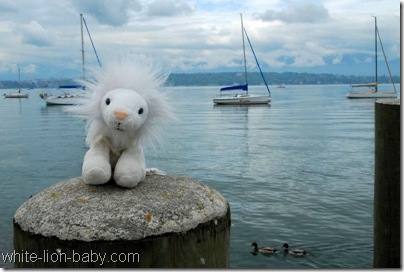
xmin=166 ymin=72 xmax=400 ymax=86
xmin=0 ymin=72 xmax=400 ymax=89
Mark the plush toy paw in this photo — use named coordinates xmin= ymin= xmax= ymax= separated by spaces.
xmin=114 ymin=168 xmax=146 ymax=188
xmin=83 ymin=166 xmax=111 ymax=185
xmin=82 ymin=149 xmax=111 ymax=185
xmin=113 ymin=147 xmax=146 ymax=188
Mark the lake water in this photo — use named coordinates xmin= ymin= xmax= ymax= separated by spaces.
xmin=0 ymin=85 xmax=399 ymax=268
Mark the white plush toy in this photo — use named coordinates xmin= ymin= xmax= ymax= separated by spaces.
xmin=71 ymin=55 xmax=173 ymax=188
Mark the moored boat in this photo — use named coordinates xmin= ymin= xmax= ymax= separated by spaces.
xmin=213 ymin=14 xmax=271 ymax=105
xmin=39 ymin=91 xmax=88 ymax=105
xmin=347 ymin=17 xmax=397 ymax=99
xmin=40 ymin=14 xmax=99 ymax=106
xmin=4 ymin=64 xmax=29 ymax=99
xmin=4 ymin=92 xmax=29 ymax=98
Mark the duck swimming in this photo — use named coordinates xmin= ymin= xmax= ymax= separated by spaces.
xmin=283 ymin=243 xmax=307 ymax=255
xmin=251 ymin=242 xmax=278 ymax=254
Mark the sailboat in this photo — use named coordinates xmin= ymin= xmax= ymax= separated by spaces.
xmin=3 ymin=64 xmax=29 ymax=98
xmin=347 ymin=16 xmax=397 ymax=99
xmin=40 ymin=84 xmax=87 ymax=105
xmin=213 ymin=14 xmax=271 ymax=105
xmin=40 ymin=14 xmax=100 ymax=105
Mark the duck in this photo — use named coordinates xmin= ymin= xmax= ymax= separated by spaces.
xmin=251 ymin=242 xmax=278 ymax=254
xmin=282 ymin=243 xmax=307 ymax=255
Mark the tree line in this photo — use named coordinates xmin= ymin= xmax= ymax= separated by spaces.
xmin=0 ymin=72 xmax=400 ymax=89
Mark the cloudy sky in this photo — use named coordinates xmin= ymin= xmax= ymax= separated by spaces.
xmin=0 ymin=0 xmax=400 ymax=80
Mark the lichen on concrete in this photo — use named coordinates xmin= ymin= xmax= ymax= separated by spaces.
xmin=14 ymin=173 xmax=229 ymax=242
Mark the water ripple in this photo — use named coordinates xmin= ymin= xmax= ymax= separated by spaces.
xmin=0 ymin=85 xmax=389 ymax=268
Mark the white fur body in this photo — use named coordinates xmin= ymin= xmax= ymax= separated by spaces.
xmin=70 ymin=55 xmax=173 ymax=188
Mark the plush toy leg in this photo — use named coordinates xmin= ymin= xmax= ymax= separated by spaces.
xmin=82 ymin=139 xmax=111 ymax=185
xmin=114 ymin=145 xmax=146 ymax=188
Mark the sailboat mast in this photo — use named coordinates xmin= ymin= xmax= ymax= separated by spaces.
xmin=240 ymin=13 xmax=248 ymax=89
xmin=17 ymin=63 xmax=21 ymax=91
xmin=373 ymin=16 xmax=377 ymax=92
xmin=80 ymin=13 xmax=85 ymax=80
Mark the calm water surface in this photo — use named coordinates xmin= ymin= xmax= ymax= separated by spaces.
xmin=0 ymin=85 xmax=398 ymax=268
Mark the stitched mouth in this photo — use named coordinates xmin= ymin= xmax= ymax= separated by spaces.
xmin=116 ymin=122 xmax=124 ymax=131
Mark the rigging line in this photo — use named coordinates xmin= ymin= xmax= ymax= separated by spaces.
xmin=242 ymin=27 xmax=271 ymax=95
xmin=240 ymin=13 xmax=248 ymax=89
xmin=82 ymin=16 xmax=102 ymax=67
xmin=376 ymin=26 xmax=397 ymax=93
xmin=373 ymin=16 xmax=377 ymax=91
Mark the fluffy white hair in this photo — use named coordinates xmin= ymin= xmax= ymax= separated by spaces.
xmin=70 ymin=55 xmax=174 ymax=148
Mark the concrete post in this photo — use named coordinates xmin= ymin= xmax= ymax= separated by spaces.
xmin=374 ymin=99 xmax=400 ymax=268
xmin=13 ymin=173 xmax=230 ymax=268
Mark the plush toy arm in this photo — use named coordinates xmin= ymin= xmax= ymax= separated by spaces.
xmin=82 ymin=137 xmax=112 ymax=185
xmin=114 ymin=144 xmax=146 ymax=188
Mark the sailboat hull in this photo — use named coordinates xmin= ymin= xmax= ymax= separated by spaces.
xmin=4 ymin=92 xmax=29 ymax=98
xmin=213 ymin=94 xmax=270 ymax=105
xmin=43 ymin=94 xmax=88 ymax=105
xmin=346 ymin=90 xmax=397 ymax=99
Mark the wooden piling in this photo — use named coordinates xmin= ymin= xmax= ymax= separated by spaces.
xmin=374 ymin=99 xmax=400 ymax=268
xmin=13 ymin=173 xmax=230 ymax=268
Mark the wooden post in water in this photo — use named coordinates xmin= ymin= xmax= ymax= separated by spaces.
xmin=13 ymin=173 xmax=230 ymax=268
xmin=374 ymin=99 xmax=400 ymax=268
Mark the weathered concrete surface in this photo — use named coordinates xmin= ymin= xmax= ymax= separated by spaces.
xmin=14 ymin=172 xmax=229 ymax=242
xmin=374 ymin=99 xmax=400 ymax=268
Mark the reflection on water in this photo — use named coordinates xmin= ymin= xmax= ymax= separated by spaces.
xmin=0 ymin=85 xmax=392 ymax=268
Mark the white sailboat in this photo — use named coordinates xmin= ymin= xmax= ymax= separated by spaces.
xmin=39 ymin=84 xmax=88 ymax=105
xmin=40 ymin=14 xmax=100 ymax=105
xmin=4 ymin=64 xmax=29 ymax=98
xmin=347 ymin=16 xmax=397 ymax=99
xmin=213 ymin=14 xmax=271 ymax=105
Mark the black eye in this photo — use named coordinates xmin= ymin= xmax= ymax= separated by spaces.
xmin=138 ymin=108 xmax=143 ymax=114
xmin=105 ymin=98 xmax=110 ymax=105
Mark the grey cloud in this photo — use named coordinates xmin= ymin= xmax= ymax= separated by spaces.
xmin=0 ymin=0 xmax=19 ymax=12
xmin=71 ymin=0 xmax=142 ymax=26
xmin=256 ymin=1 xmax=329 ymax=23
xmin=146 ymin=0 xmax=193 ymax=17
xmin=16 ymin=21 xmax=54 ymax=47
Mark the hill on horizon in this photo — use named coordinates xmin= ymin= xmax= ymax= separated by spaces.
xmin=0 ymin=71 xmax=400 ymax=89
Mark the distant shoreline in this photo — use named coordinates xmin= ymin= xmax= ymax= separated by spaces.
xmin=0 ymin=71 xmax=400 ymax=89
